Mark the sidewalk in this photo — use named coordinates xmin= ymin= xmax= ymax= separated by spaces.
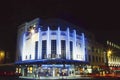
xmin=19 ymin=75 xmax=93 ymax=80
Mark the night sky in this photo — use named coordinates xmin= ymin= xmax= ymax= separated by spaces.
xmin=1 ymin=1 xmax=120 ymax=61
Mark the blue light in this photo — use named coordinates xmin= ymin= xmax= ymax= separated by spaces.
xmin=82 ymin=33 xmax=85 ymax=61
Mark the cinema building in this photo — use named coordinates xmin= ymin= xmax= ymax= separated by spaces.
xmin=15 ymin=18 xmax=90 ymax=78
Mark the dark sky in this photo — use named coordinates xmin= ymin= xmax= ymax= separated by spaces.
xmin=1 ymin=0 xmax=120 ymax=60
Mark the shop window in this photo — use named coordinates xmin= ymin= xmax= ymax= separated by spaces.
xmin=29 ymin=67 xmax=33 ymax=73
xmin=19 ymin=68 xmax=21 ymax=73
xmin=16 ymin=68 xmax=18 ymax=73
xmin=27 ymin=66 xmax=33 ymax=73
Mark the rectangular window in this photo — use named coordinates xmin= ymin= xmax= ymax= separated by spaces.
xmin=61 ymin=40 xmax=66 ymax=59
xmin=92 ymin=47 xmax=94 ymax=52
xmin=101 ymin=57 xmax=103 ymax=62
xmin=27 ymin=66 xmax=33 ymax=73
xmin=70 ymin=41 xmax=73 ymax=59
xmin=96 ymin=56 xmax=98 ymax=62
xmin=35 ymin=41 xmax=38 ymax=59
xmin=89 ymin=55 xmax=91 ymax=62
xmin=51 ymin=40 xmax=56 ymax=58
xmin=99 ymin=57 xmax=101 ymax=62
xmin=30 ymin=55 xmax=31 ymax=59
xmin=92 ymin=55 xmax=95 ymax=62
xmin=42 ymin=40 xmax=47 ymax=59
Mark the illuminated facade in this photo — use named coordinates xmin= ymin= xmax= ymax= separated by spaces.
xmin=84 ymin=33 xmax=106 ymax=74
xmin=15 ymin=18 xmax=88 ymax=78
xmin=106 ymin=40 xmax=120 ymax=72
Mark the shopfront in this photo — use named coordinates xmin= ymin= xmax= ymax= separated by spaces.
xmin=15 ymin=59 xmax=88 ymax=78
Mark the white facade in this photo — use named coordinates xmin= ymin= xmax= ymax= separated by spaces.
xmin=16 ymin=18 xmax=86 ymax=62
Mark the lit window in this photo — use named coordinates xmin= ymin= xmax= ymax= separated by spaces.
xmin=33 ymin=24 xmax=36 ymax=27
xmin=19 ymin=68 xmax=21 ymax=73
xmin=16 ymin=68 xmax=18 ymax=73
xmin=107 ymin=40 xmax=109 ymax=45
xmin=109 ymin=42 xmax=111 ymax=46
xmin=29 ymin=67 xmax=33 ymax=73
xmin=27 ymin=66 xmax=33 ymax=73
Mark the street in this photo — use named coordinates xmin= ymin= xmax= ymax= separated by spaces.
xmin=1 ymin=75 xmax=119 ymax=80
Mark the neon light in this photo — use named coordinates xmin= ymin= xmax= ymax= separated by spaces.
xmin=42 ymin=64 xmax=70 ymax=68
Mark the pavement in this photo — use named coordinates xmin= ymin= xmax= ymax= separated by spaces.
xmin=0 ymin=75 xmax=119 ymax=80
xmin=19 ymin=75 xmax=93 ymax=80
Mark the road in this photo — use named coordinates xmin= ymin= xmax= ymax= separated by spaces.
xmin=0 ymin=75 xmax=120 ymax=80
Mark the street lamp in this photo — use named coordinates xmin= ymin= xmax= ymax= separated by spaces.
xmin=0 ymin=51 xmax=5 ymax=63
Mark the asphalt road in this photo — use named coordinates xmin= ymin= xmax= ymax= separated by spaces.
xmin=0 ymin=76 xmax=120 ymax=80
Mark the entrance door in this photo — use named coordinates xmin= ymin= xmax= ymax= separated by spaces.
xmin=24 ymin=68 xmax=27 ymax=76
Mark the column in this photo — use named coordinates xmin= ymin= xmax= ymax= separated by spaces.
xmin=22 ymin=33 xmax=26 ymax=61
xmin=66 ymin=27 xmax=70 ymax=59
xmin=38 ymin=28 xmax=42 ymax=59
xmin=57 ymin=27 xmax=61 ymax=58
xmin=82 ymin=33 xmax=85 ymax=61
xmin=47 ymin=27 xmax=51 ymax=59
xmin=73 ymin=30 xmax=76 ymax=60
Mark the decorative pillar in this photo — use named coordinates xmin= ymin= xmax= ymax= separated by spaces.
xmin=82 ymin=33 xmax=85 ymax=61
xmin=47 ymin=27 xmax=51 ymax=59
xmin=73 ymin=30 xmax=76 ymax=60
xmin=38 ymin=28 xmax=42 ymax=59
xmin=66 ymin=27 xmax=70 ymax=59
xmin=57 ymin=27 xmax=61 ymax=58
xmin=22 ymin=33 xmax=26 ymax=61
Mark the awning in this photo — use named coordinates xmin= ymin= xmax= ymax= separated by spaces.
xmin=15 ymin=59 xmax=89 ymax=65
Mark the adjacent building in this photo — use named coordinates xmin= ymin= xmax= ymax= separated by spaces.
xmin=106 ymin=41 xmax=120 ymax=72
